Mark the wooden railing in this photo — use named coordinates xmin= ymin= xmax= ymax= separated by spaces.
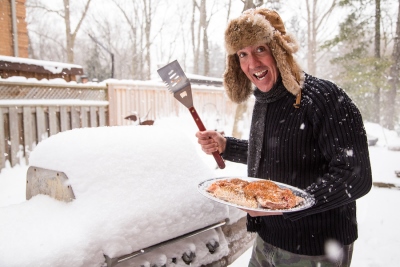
xmin=0 ymin=80 xmax=108 ymax=170
xmin=1 ymin=79 xmax=253 ymax=171
xmin=107 ymin=81 xmax=238 ymax=126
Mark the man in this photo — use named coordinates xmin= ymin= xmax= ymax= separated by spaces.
xmin=196 ymin=7 xmax=372 ymax=267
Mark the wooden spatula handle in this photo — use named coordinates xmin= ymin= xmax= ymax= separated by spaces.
xmin=189 ymin=107 xmax=226 ymax=169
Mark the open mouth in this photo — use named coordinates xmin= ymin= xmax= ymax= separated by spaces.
xmin=253 ymin=70 xmax=268 ymax=81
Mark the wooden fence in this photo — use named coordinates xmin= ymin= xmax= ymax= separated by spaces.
xmin=0 ymin=80 xmax=108 ymax=170
xmin=107 ymin=81 xmax=238 ymax=126
xmin=1 ymin=79 xmax=253 ymax=171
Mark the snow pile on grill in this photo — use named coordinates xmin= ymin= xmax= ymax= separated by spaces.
xmin=0 ymin=119 xmax=247 ymax=267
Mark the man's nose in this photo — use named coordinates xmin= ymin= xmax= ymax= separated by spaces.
xmin=248 ymin=53 xmax=261 ymax=68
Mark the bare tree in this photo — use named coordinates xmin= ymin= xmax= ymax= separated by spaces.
xmin=373 ymin=0 xmax=382 ymax=123
xmin=200 ymin=0 xmax=210 ymax=76
xmin=27 ymin=0 xmax=92 ymax=63
xmin=226 ymin=0 xmax=232 ymax=23
xmin=142 ymin=0 xmax=153 ymax=80
xmin=192 ymin=0 xmax=204 ymax=74
xmin=28 ymin=28 xmax=65 ymax=60
xmin=113 ymin=0 xmax=142 ymax=79
xmin=157 ymin=3 xmax=191 ymax=70
xmin=63 ymin=0 xmax=92 ymax=63
xmin=305 ymin=0 xmax=337 ymax=76
xmin=113 ymin=0 xmax=160 ymax=80
xmin=242 ymin=0 xmax=263 ymax=11
xmin=81 ymin=14 xmax=116 ymax=80
xmin=191 ymin=0 xmax=221 ymax=76
xmin=386 ymin=0 xmax=400 ymax=130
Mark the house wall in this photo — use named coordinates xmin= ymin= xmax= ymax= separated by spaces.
xmin=0 ymin=0 xmax=29 ymax=57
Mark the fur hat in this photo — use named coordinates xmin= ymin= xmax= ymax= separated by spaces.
xmin=223 ymin=7 xmax=304 ymax=104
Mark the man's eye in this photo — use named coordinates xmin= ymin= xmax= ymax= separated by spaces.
xmin=238 ymin=52 xmax=246 ymax=58
xmin=256 ymin=46 xmax=266 ymax=53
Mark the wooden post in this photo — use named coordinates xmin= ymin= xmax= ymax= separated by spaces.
xmin=23 ymin=106 xmax=33 ymax=165
xmin=48 ymin=106 xmax=58 ymax=136
xmin=90 ymin=106 xmax=98 ymax=127
xmin=60 ymin=106 xmax=69 ymax=132
xmin=36 ymin=106 xmax=47 ymax=142
xmin=9 ymin=106 xmax=19 ymax=167
xmin=0 ymin=108 xmax=5 ymax=170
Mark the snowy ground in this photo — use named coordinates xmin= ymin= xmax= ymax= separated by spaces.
xmin=0 ymin=117 xmax=399 ymax=267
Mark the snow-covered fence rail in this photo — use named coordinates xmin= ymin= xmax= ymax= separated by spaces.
xmin=107 ymin=80 xmax=238 ymax=127
xmin=0 ymin=80 xmax=108 ymax=170
xmin=0 ymin=79 xmax=249 ymax=172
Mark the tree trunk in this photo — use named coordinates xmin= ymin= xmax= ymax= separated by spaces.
xmin=305 ymin=0 xmax=317 ymax=75
xmin=386 ymin=0 xmax=400 ymax=130
xmin=242 ymin=0 xmax=257 ymax=11
xmin=113 ymin=0 xmax=139 ymax=79
xmin=305 ymin=0 xmax=337 ymax=76
xmin=63 ymin=0 xmax=73 ymax=63
xmin=200 ymin=0 xmax=210 ymax=76
xmin=191 ymin=0 xmax=199 ymax=74
xmin=132 ymin=20 xmax=138 ymax=79
xmin=373 ymin=0 xmax=381 ymax=124
xmin=226 ymin=0 xmax=232 ymax=23
xmin=143 ymin=0 xmax=152 ymax=80
xmin=63 ymin=0 xmax=92 ymax=63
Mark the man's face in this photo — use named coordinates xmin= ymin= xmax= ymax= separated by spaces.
xmin=236 ymin=44 xmax=279 ymax=92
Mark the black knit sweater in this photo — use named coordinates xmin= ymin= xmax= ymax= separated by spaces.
xmin=222 ymin=73 xmax=372 ymax=256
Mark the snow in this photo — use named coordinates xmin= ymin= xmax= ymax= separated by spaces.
xmin=0 ymin=75 xmax=223 ymax=93
xmin=0 ymin=99 xmax=108 ymax=106
xmin=0 ymin=55 xmax=83 ymax=74
xmin=0 ymin=75 xmax=104 ymax=87
xmin=0 ymin=116 xmax=399 ymax=267
xmin=0 ymin=116 xmax=247 ymax=267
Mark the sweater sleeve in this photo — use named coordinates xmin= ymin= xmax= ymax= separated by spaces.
xmin=221 ymin=136 xmax=249 ymax=164
xmin=284 ymin=79 xmax=372 ymax=221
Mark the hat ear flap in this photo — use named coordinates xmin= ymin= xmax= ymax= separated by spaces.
xmin=223 ymin=54 xmax=253 ymax=103
xmin=269 ymin=35 xmax=302 ymax=96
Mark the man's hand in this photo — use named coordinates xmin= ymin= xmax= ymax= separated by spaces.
xmin=195 ymin=130 xmax=226 ymax=154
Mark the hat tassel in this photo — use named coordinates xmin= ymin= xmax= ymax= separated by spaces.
xmin=293 ymin=90 xmax=301 ymax=108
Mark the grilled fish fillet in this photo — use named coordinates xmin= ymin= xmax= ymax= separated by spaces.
xmin=207 ymin=178 xmax=258 ymax=208
xmin=207 ymin=178 xmax=304 ymax=210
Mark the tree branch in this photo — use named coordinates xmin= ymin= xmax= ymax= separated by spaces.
xmin=71 ymin=0 xmax=92 ymax=38
xmin=26 ymin=3 xmax=64 ymax=18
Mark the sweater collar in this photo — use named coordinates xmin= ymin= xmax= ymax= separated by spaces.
xmin=253 ymin=76 xmax=287 ymax=104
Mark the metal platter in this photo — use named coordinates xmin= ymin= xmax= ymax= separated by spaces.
xmin=198 ymin=176 xmax=315 ymax=213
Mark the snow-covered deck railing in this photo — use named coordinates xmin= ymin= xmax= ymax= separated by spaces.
xmin=0 ymin=98 xmax=108 ymax=166
xmin=105 ymin=79 xmax=237 ymax=127
xmin=0 ymin=77 xmax=254 ymax=173
xmin=0 ymin=78 xmax=109 ymax=170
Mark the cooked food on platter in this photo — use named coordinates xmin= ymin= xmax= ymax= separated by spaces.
xmin=198 ymin=177 xmax=315 ymax=212
xmin=207 ymin=178 xmax=258 ymax=208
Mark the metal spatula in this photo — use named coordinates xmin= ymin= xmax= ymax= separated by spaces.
xmin=157 ymin=60 xmax=225 ymax=169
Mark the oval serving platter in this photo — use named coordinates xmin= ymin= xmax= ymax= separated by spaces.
xmin=198 ymin=176 xmax=315 ymax=213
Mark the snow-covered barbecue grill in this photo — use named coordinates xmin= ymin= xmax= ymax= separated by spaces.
xmin=22 ymin=122 xmax=254 ymax=267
